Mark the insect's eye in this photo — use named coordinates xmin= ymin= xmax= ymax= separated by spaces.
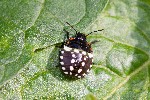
xmin=77 ymin=37 xmax=84 ymax=41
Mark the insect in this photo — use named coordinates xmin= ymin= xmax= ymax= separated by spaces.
xmin=59 ymin=22 xmax=104 ymax=78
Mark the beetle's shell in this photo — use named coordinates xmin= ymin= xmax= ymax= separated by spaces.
xmin=60 ymin=46 xmax=93 ymax=78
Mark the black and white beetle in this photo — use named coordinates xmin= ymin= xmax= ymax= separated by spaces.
xmin=60 ymin=22 xmax=104 ymax=78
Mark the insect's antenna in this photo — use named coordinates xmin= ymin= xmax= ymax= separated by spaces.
xmin=66 ymin=22 xmax=78 ymax=33
xmin=86 ymin=29 xmax=104 ymax=37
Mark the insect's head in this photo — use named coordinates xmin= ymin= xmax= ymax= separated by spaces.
xmin=75 ymin=32 xmax=86 ymax=42
xmin=65 ymin=22 xmax=104 ymax=42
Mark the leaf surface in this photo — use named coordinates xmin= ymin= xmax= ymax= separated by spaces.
xmin=0 ymin=0 xmax=150 ymax=100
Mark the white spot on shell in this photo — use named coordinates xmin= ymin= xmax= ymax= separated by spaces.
xmin=60 ymin=62 xmax=64 ymax=65
xmin=64 ymin=72 xmax=68 ymax=74
xmin=78 ymin=69 xmax=82 ymax=73
xmin=60 ymin=56 xmax=63 ymax=59
xmin=64 ymin=46 xmax=72 ymax=51
xmin=82 ymin=51 xmax=86 ymax=55
xmin=81 ymin=62 xmax=85 ymax=66
xmin=88 ymin=53 xmax=93 ymax=58
xmin=82 ymin=73 xmax=86 ymax=76
xmin=78 ymin=76 xmax=81 ymax=78
xmin=62 ymin=67 xmax=65 ymax=70
xmin=70 ymin=66 xmax=74 ymax=71
xmin=75 ymin=74 xmax=78 ymax=76
xmin=87 ymin=69 xmax=90 ymax=72
xmin=76 ymin=53 xmax=82 ymax=62
xmin=72 ymin=54 xmax=76 ymax=58
xmin=71 ymin=59 xmax=75 ymax=63
xmin=61 ymin=51 xmax=64 ymax=54
xmin=90 ymin=65 xmax=92 ymax=68
xmin=74 ymin=49 xmax=79 ymax=53
xmin=70 ymin=72 xmax=72 ymax=75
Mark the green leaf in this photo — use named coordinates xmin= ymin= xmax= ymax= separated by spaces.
xmin=0 ymin=0 xmax=150 ymax=100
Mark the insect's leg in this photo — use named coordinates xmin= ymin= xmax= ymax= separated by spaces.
xmin=90 ymin=40 xmax=99 ymax=44
xmin=63 ymin=29 xmax=69 ymax=39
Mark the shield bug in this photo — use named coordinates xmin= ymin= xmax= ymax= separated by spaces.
xmin=59 ymin=22 xmax=104 ymax=78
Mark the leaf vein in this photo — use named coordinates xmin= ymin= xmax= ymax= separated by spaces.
xmin=102 ymin=60 xmax=150 ymax=100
